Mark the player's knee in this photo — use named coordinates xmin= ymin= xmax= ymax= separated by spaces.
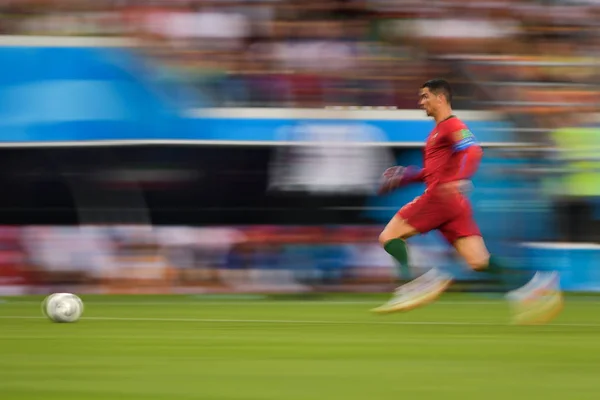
xmin=378 ymin=231 xmax=392 ymax=246
xmin=379 ymin=216 xmax=418 ymax=246
xmin=467 ymin=255 xmax=490 ymax=271
xmin=379 ymin=228 xmax=412 ymax=246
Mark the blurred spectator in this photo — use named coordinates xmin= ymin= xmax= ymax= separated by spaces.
xmin=0 ymin=0 xmax=596 ymax=114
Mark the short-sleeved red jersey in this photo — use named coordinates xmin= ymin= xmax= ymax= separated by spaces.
xmin=422 ymin=115 xmax=479 ymax=189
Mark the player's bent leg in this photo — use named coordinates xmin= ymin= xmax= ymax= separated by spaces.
xmin=373 ymin=215 xmax=452 ymax=315
xmin=448 ymin=228 xmax=504 ymax=278
xmin=452 ymin=236 xmax=564 ymax=325
xmin=379 ymin=214 xmax=419 ymax=244
xmin=378 ymin=214 xmax=419 ymax=280
xmin=441 ymin=201 xmax=504 ymax=276
xmin=452 ymin=236 xmax=490 ymax=271
xmin=451 ymin=233 xmax=510 ymax=289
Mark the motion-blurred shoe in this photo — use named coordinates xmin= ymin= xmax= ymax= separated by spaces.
xmin=506 ymin=271 xmax=564 ymax=325
xmin=371 ymin=268 xmax=453 ymax=314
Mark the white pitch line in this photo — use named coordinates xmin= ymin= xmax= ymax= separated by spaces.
xmin=0 ymin=300 xmax=504 ymax=306
xmin=6 ymin=299 xmax=600 ymax=306
xmin=1 ymin=315 xmax=600 ymax=327
xmin=5 ymin=300 xmax=600 ymax=307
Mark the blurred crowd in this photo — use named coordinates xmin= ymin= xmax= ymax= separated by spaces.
xmin=0 ymin=225 xmax=426 ymax=294
xmin=1 ymin=0 xmax=598 ymax=113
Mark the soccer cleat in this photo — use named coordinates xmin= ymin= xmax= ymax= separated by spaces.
xmin=506 ymin=271 xmax=564 ymax=325
xmin=371 ymin=268 xmax=453 ymax=314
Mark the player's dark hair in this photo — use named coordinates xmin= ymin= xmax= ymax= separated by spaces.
xmin=421 ymin=79 xmax=452 ymax=105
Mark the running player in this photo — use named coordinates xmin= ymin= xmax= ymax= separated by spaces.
xmin=372 ymin=79 xmax=563 ymax=324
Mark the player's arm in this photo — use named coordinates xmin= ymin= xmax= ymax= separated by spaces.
xmin=378 ymin=165 xmax=425 ymax=195
xmin=450 ymin=128 xmax=483 ymax=181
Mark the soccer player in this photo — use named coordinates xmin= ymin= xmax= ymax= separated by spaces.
xmin=372 ymin=79 xmax=563 ymax=324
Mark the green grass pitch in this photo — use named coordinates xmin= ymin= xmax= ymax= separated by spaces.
xmin=2 ymin=293 xmax=600 ymax=400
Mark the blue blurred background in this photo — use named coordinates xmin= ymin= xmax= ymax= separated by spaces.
xmin=0 ymin=0 xmax=599 ymax=295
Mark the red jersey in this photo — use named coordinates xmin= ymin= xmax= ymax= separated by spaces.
xmin=422 ymin=116 xmax=481 ymax=189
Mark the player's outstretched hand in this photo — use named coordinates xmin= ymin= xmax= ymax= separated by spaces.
xmin=382 ymin=166 xmax=405 ymax=179
xmin=378 ymin=166 xmax=407 ymax=195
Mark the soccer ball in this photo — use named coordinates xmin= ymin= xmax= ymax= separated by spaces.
xmin=42 ymin=293 xmax=84 ymax=323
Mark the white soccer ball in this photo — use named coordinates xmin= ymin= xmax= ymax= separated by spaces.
xmin=42 ymin=293 xmax=84 ymax=323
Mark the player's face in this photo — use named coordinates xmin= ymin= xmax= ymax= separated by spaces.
xmin=418 ymin=88 xmax=441 ymax=117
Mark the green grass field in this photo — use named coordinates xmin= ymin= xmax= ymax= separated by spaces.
xmin=2 ymin=293 xmax=600 ymax=400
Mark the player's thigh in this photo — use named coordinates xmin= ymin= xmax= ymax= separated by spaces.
xmin=379 ymin=214 xmax=419 ymax=244
xmin=438 ymin=198 xmax=489 ymax=269
xmin=437 ymin=195 xmax=478 ymax=242
xmin=440 ymin=210 xmax=487 ymax=270
xmin=379 ymin=195 xmax=449 ymax=245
